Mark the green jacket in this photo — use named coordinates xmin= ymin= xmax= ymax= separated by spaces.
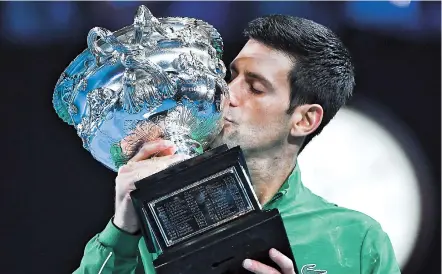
xmin=74 ymin=164 xmax=401 ymax=274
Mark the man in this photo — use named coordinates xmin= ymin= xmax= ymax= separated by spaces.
xmin=74 ymin=15 xmax=401 ymax=274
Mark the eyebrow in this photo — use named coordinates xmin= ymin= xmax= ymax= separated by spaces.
xmin=229 ymin=62 xmax=274 ymax=91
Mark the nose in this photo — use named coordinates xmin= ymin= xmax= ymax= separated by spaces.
xmin=227 ymin=79 xmax=240 ymax=107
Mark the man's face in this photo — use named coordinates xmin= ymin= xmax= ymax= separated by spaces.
xmin=211 ymin=39 xmax=294 ymax=156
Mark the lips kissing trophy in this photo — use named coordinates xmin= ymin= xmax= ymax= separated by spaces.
xmin=53 ymin=5 xmax=295 ymax=274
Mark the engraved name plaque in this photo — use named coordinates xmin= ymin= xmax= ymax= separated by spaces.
xmin=147 ymin=167 xmax=255 ymax=247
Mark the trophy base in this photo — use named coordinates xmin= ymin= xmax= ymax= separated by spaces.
xmin=153 ymin=209 xmax=297 ymax=274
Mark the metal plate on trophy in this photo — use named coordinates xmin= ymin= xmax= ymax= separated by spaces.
xmin=132 ymin=145 xmax=263 ymax=252
xmin=147 ymin=166 xmax=256 ymax=247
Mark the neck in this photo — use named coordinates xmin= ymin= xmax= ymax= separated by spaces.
xmin=245 ymin=147 xmax=298 ymax=206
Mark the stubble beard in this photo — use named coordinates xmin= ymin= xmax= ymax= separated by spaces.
xmin=210 ymin=126 xmax=244 ymax=150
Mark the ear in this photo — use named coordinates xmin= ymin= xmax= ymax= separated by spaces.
xmin=290 ymin=104 xmax=323 ymax=137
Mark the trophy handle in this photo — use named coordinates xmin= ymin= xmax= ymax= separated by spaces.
xmin=87 ymin=6 xmax=170 ymax=61
xmin=87 ymin=27 xmax=130 ymax=60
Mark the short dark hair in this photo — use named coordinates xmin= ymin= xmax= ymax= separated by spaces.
xmin=244 ymin=15 xmax=355 ymax=152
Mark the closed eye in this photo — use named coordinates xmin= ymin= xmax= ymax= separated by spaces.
xmin=250 ymin=86 xmax=264 ymax=95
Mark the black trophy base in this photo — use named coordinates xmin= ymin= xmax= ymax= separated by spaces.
xmin=153 ymin=209 xmax=297 ymax=274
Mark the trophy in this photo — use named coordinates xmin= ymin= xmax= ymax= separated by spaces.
xmin=53 ymin=5 xmax=295 ymax=273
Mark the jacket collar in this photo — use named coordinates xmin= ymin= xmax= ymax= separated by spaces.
xmin=262 ymin=162 xmax=303 ymax=210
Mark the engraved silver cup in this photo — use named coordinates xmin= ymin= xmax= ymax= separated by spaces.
xmin=53 ymin=5 xmax=229 ymax=171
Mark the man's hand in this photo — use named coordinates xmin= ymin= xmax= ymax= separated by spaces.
xmin=113 ymin=139 xmax=190 ymax=233
xmin=242 ymin=248 xmax=296 ymax=274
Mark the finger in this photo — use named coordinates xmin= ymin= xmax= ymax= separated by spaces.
xmin=129 ymin=140 xmax=176 ymax=163
xmin=242 ymin=259 xmax=280 ymax=274
xmin=118 ymin=154 xmax=190 ymax=183
xmin=269 ymin=249 xmax=295 ymax=274
xmin=156 ymin=145 xmax=177 ymax=157
xmin=115 ymin=171 xmax=138 ymax=201
xmin=115 ymin=153 xmax=190 ymax=204
xmin=131 ymin=154 xmax=190 ymax=182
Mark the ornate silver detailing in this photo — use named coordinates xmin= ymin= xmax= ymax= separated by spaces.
xmin=53 ymin=5 xmax=228 ymax=172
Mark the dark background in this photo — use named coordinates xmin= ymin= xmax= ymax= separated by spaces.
xmin=0 ymin=2 xmax=440 ymax=273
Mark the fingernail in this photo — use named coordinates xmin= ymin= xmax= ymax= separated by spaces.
xmin=269 ymin=248 xmax=278 ymax=258
xmin=243 ymin=259 xmax=252 ymax=269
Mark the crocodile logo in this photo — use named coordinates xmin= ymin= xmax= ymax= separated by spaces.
xmin=301 ymin=264 xmax=328 ymax=274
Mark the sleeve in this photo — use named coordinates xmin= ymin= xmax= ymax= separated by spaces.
xmin=73 ymin=219 xmax=154 ymax=274
xmin=360 ymin=224 xmax=402 ymax=274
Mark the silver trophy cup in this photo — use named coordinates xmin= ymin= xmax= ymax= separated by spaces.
xmin=53 ymin=5 xmax=229 ymax=171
